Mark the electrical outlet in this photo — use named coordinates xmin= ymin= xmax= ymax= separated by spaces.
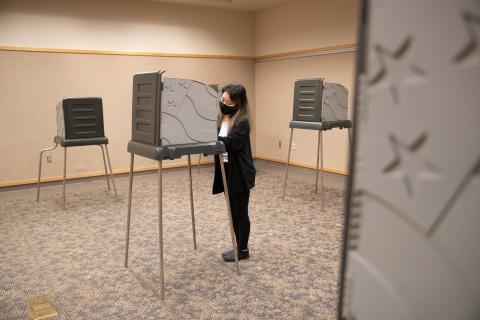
xmin=291 ymin=142 xmax=296 ymax=150
xmin=278 ymin=140 xmax=282 ymax=148
xmin=46 ymin=155 xmax=52 ymax=163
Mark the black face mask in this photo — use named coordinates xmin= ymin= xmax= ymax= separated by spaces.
xmin=220 ymin=101 xmax=238 ymax=115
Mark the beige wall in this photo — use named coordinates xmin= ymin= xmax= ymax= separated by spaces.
xmin=0 ymin=0 xmax=358 ymax=186
xmin=0 ymin=0 xmax=254 ymax=56
xmin=254 ymin=52 xmax=355 ymax=173
xmin=0 ymin=51 xmax=254 ymax=185
xmin=253 ymin=0 xmax=357 ymax=173
xmin=0 ymin=0 xmax=255 ymax=186
xmin=254 ymin=0 xmax=358 ymax=56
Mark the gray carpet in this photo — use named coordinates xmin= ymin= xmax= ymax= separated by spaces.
xmin=0 ymin=168 xmax=345 ymax=319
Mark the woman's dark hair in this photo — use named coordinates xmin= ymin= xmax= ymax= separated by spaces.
xmin=219 ymin=83 xmax=250 ymax=129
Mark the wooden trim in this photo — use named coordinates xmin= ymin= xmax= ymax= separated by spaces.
xmin=0 ymin=44 xmax=356 ymax=61
xmin=0 ymin=45 xmax=255 ymax=60
xmin=255 ymin=43 xmax=357 ymax=60
xmin=254 ymin=155 xmax=348 ymax=176
xmin=0 ymin=158 xmax=214 ymax=188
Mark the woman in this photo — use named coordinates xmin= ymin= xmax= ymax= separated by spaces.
xmin=212 ymin=83 xmax=256 ymax=262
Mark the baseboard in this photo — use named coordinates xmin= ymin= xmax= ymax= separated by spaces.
xmin=0 ymin=155 xmax=347 ymax=189
xmin=254 ymin=155 xmax=348 ymax=176
xmin=0 ymin=159 xmax=214 ymax=188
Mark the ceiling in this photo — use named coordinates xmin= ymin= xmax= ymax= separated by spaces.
xmin=148 ymin=0 xmax=293 ymax=11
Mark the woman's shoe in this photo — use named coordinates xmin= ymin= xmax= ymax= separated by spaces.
xmin=223 ymin=249 xmax=249 ymax=262
xmin=222 ymin=249 xmax=233 ymax=258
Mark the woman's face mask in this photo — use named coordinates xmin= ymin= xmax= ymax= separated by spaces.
xmin=220 ymin=98 xmax=237 ymax=115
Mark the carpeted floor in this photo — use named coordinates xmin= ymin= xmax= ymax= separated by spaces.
xmin=0 ymin=166 xmax=345 ymax=319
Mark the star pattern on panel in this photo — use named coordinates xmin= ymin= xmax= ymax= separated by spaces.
xmin=382 ymin=133 xmax=442 ymax=197
xmin=164 ymin=83 xmax=175 ymax=94
xmin=178 ymin=80 xmax=189 ymax=90
xmin=454 ymin=11 xmax=480 ymax=65
xmin=369 ymin=37 xmax=427 ymax=105
xmin=164 ymin=83 xmax=178 ymax=109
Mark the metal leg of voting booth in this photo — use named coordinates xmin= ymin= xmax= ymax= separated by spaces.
xmin=124 ymin=153 xmax=134 ymax=269
xmin=103 ymin=144 xmax=118 ymax=200
xmin=62 ymin=147 xmax=67 ymax=210
xmin=219 ymin=159 xmax=241 ymax=275
xmin=315 ymin=130 xmax=324 ymax=211
xmin=37 ymin=143 xmax=59 ymax=201
xmin=188 ymin=155 xmax=198 ymax=250
xmin=99 ymin=145 xmax=111 ymax=191
xmin=124 ymin=151 xmax=240 ymax=300
xmin=282 ymin=128 xmax=294 ymax=200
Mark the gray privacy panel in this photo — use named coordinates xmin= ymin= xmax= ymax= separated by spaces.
xmin=341 ymin=1 xmax=480 ymax=320
xmin=56 ymin=102 xmax=65 ymax=139
xmin=161 ymin=78 xmax=218 ymax=145
xmin=321 ymin=82 xmax=348 ymax=122
xmin=292 ymin=78 xmax=349 ymax=122
xmin=131 ymin=71 xmax=218 ymax=147
xmin=56 ymin=97 xmax=104 ymax=140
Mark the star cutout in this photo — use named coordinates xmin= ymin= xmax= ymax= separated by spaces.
xmin=454 ymin=11 xmax=480 ymax=65
xmin=164 ymin=84 xmax=175 ymax=94
xmin=179 ymin=80 xmax=189 ymax=90
xmin=369 ymin=37 xmax=427 ymax=105
xmin=383 ymin=134 xmax=442 ymax=197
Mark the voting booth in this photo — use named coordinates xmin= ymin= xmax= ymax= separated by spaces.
xmin=282 ymin=78 xmax=352 ymax=210
xmin=37 ymin=97 xmax=118 ymax=209
xmin=124 ymin=71 xmax=239 ymax=299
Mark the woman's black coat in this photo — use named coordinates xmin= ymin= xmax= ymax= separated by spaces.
xmin=212 ymin=118 xmax=256 ymax=195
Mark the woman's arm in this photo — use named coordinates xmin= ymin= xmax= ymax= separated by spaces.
xmin=218 ymin=119 xmax=250 ymax=153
